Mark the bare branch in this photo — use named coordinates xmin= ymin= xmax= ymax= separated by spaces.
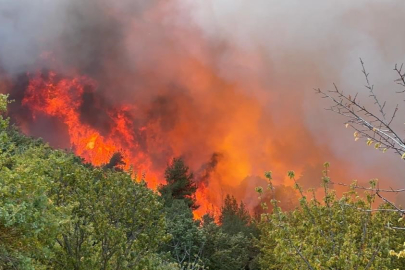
xmin=315 ymin=83 xmax=405 ymax=158
xmin=315 ymin=60 xmax=405 ymax=161
xmin=388 ymin=226 xmax=405 ymax=230
xmin=376 ymin=191 xmax=405 ymax=216
xmin=360 ymin=58 xmax=386 ymax=120
xmin=331 ymin=182 xmax=405 ymax=193
xmin=394 ymin=64 xmax=405 ymax=93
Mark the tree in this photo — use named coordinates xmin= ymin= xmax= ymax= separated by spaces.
xmin=161 ymin=200 xmax=206 ymax=269
xmin=220 ymin=195 xmax=255 ymax=236
xmin=159 ymin=157 xmax=198 ymax=210
xmin=253 ymin=185 xmax=298 ymax=219
xmin=257 ymin=165 xmax=405 ymax=269
xmin=316 ymin=58 xmax=405 ymax=223
xmin=103 ymin=152 xmax=125 ymax=171
xmin=0 ymin=94 xmax=69 ymax=269
xmin=157 ymin=158 xmax=206 ymax=269
xmin=0 ymin=94 xmax=173 ymax=270
xmin=189 ymin=196 xmax=260 ymax=270
xmin=201 ymin=213 xmax=257 ymax=270
xmin=51 ymin=165 xmax=169 ymax=270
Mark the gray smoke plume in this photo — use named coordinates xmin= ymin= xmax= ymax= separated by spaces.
xmin=1 ymin=0 xmax=405 ymax=208
xmin=180 ymin=0 xmax=405 ymax=184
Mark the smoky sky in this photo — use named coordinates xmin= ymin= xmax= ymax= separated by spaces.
xmin=1 ymin=0 xmax=405 ymax=194
xmin=181 ymin=0 xmax=405 ymax=184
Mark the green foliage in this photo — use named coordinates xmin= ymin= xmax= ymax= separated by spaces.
xmin=258 ymin=166 xmax=405 ymax=270
xmin=190 ymin=195 xmax=260 ymax=270
xmin=8 ymin=89 xmax=405 ymax=270
xmin=220 ymin=195 xmax=257 ymax=237
xmin=0 ymin=94 xmax=64 ymax=269
xmin=0 ymin=94 xmax=171 ymax=269
xmin=162 ymin=200 xmax=206 ymax=269
xmin=202 ymin=214 xmax=258 ymax=270
xmin=0 ymin=94 xmax=11 ymax=113
xmin=0 ymin=93 xmax=260 ymax=270
xmin=0 ymin=147 xmax=69 ymax=269
xmin=160 ymin=189 xmax=260 ymax=269
xmin=157 ymin=158 xmax=206 ymax=269
xmin=159 ymin=158 xmax=198 ymax=210
xmin=51 ymin=166 xmax=168 ymax=269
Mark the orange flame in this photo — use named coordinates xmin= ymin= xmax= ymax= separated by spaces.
xmin=22 ymin=71 xmax=157 ymax=184
xmin=13 ymin=45 xmax=353 ymax=219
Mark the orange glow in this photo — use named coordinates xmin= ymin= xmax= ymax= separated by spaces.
xmin=20 ymin=69 xmax=234 ymax=217
xmin=3 ymin=0 xmax=403 ymax=223
xmin=21 ymin=71 xmax=157 ymax=184
xmin=8 ymin=0 xmax=355 ymax=218
xmin=16 ymin=60 xmax=345 ymax=218
xmin=193 ymin=185 xmax=219 ymax=220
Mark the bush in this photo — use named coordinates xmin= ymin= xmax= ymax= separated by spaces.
xmin=258 ymin=165 xmax=405 ymax=270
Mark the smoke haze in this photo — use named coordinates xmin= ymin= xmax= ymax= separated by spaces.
xmin=1 ymin=0 xmax=405 ymax=211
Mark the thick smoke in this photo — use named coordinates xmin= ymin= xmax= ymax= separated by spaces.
xmin=180 ymin=0 xmax=405 ymax=179
xmin=1 ymin=0 xmax=405 ymax=210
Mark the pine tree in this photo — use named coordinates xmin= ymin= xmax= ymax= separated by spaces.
xmin=158 ymin=157 xmax=199 ymax=210
xmin=220 ymin=195 xmax=251 ymax=235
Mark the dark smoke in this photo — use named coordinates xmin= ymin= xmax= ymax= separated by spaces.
xmin=196 ymin=152 xmax=223 ymax=185
xmin=1 ymin=0 xmax=405 ymax=210
xmin=79 ymin=86 xmax=114 ymax=135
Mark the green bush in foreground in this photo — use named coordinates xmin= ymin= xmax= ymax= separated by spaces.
xmin=257 ymin=165 xmax=405 ymax=270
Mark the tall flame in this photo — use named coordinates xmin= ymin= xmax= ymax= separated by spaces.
xmin=22 ymin=71 xmax=157 ymax=183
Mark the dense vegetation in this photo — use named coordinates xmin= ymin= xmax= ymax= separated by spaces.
xmin=1 ymin=91 xmax=405 ymax=270
xmin=257 ymin=169 xmax=405 ymax=269
xmin=0 ymin=95 xmax=172 ymax=269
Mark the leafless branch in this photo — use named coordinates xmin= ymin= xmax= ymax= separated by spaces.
xmin=388 ymin=226 xmax=405 ymax=230
xmin=394 ymin=64 xmax=405 ymax=92
xmin=331 ymin=181 xmax=405 ymax=193
xmin=376 ymin=191 xmax=405 ymax=216
xmin=332 ymin=181 xmax=405 ymax=217
xmin=315 ymin=60 xmax=405 ymax=158
xmin=360 ymin=58 xmax=386 ymax=120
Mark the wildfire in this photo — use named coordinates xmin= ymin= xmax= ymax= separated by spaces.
xmin=22 ymin=71 xmax=152 ymax=178
xmin=19 ymin=69 xmax=215 ymax=218
xmin=0 ymin=0 xmax=402 ymax=223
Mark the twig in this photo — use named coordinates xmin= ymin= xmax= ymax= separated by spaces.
xmin=331 ymin=182 xmax=405 ymax=193
xmin=360 ymin=58 xmax=386 ymax=120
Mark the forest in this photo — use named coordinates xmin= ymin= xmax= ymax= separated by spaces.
xmin=1 ymin=65 xmax=405 ymax=269
xmin=2 ymin=0 xmax=405 ymax=269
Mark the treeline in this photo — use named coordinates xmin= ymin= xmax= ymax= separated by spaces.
xmin=1 ymin=93 xmax=405 ymax=269
xmin=0 ymin=94 xmax=258 ymax=270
